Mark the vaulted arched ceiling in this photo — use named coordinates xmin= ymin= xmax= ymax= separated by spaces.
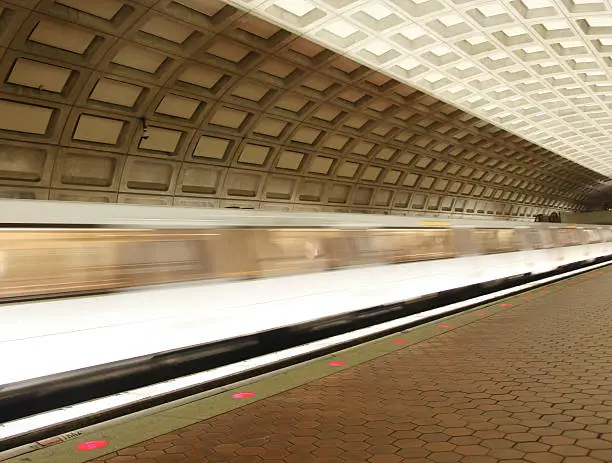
xmin=0 ymin=0 xmax=607 ymax=219
xmin=229 ymin=0 xmax=612 ymax=179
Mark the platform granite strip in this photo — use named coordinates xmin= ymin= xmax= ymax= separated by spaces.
xmin=6 ymin=266 xmax=611 ymax=463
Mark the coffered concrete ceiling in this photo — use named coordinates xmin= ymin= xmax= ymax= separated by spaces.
xmin=232 ymin=0 xmax=612 ymax=178
xmin=0 ymin=0 xmax=607 ymax=219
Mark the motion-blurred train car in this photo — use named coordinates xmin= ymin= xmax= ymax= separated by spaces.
xmin=1 ymin=199 xmax=611 ymax=301
xmin=1 ymin=200 xmax=611 ymax=385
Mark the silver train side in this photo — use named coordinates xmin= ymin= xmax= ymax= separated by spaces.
xmin=1 ymin=200 xmax=611 ymax=301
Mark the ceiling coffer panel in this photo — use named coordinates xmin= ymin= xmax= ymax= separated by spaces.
xmin=0 ymin=0 xmax=606 ymax=218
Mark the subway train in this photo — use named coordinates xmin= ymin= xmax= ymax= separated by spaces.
xmin=1 ymin=199 xmax=611 ymax=386
xmin=2 ymin=199 xmax=612 ymax=301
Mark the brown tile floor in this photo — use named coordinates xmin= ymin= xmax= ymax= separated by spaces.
xmin=89 ymin=270 xmax=612 ymax=463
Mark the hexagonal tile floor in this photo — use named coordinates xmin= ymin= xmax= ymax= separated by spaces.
xmin=11 ymin=267 xmax=612 ymax=463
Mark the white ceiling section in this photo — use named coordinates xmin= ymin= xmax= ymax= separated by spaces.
xmin=226 ymin=0 xmax=612 ymax=178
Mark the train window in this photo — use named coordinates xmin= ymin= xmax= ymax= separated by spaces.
xmin=204 ymin=229 xmax=261 ymax=279
xmin=415 ymin=229 xmax=457 ymax=260
xmin=580 ymin=229 xmax=592 ymax=244
xmin=352 ymin=232 xmax=376 ymax=259
xmin=600 ymin=230 xmax=608 ymax=242
xmin=355 ymin=230 xmax=406 ymax=264
xmin=529 ymin=228 xmax=556 ymax=250
xmin=551 ymin=228 xmax=583 ymax=247
xmin=120 ymin=239 xmax=197 ymax=267
xmin=585 ymin=229 xmax=602 ymax=244
xmin=350 ymin=229 xmax=456 ymax=264
xmin=527 ymin=229 xmax=544 ymax=250
xmin=321 ymin=230 xmax=362 ymax=269
xmin=118 ymin=236 xmax=204 ymax=286
xmin=473 ymin=229 xmax=522 ymax=254
xmin=254 ymin=230 xmax=331 ymax=274
xmin=515 ymin=228 xmax=530 ymax=249
xmin=453 ymin=228 xmax=479 ymax=256
xmin=388 ymin=229 xmax=456 ymax=262
xmin=1 ymin=231 xmax=122 ymax=298
xmin=566 ymin=229 xmax=581 ymax=246
xmin=550 ymin=229 xmax=562 ymax=246
xmin=549 ymin=229 xmax=560 ymax=246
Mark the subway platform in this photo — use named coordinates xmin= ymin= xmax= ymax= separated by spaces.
xmin=8 ymin=266 xmax=612 ymax=463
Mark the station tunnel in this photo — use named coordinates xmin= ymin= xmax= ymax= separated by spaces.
xmin=0 ymin=0 xmax=609 ymax=217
